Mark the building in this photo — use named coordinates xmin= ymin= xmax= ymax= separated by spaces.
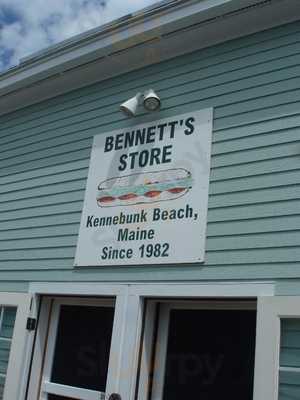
xmin=0 ymin=0 xmax=300 ymax=399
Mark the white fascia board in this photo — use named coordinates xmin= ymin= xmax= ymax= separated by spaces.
xmin=0 ymin=0 xmax=270 ymax=95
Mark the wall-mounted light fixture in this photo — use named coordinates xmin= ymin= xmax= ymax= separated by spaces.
xmin=120 ymin=89 xmax=161 ymax=117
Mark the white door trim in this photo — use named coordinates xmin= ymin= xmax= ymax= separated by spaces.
xmin=29 ymin=282 xmax=128 ymax=296
xmin=108 ymin=292 xmax=143 ymax=400
xmin=29 ymin=281 xmax=275 ymax=298
xmin=25 ymin=297 xmax=51 ymax=400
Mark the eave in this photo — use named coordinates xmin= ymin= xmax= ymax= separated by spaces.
xmin=0 ymin=0 xmax=299 ymax=116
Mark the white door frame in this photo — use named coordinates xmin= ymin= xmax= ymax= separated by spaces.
xmin=25 ymin=281 xmax=275 ymax=400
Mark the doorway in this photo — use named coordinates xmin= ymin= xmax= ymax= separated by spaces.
xmin=25 ymin=286 xmax=264 ymax=400
xmin=138 ymin=301 xmax=257 ymax=400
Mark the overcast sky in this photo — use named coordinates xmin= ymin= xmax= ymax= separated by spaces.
xmin=0 ymin=0 xmax=157 ymax=71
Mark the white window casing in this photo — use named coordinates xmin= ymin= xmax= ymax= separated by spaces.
xmin=253 ymin=296 xmax=300 ymax=400
xmin=0 ymin=293 xmax=32 ymax=400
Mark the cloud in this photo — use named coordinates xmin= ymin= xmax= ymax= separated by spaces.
xmin=0 ymin=0 xmax=156 ymax=70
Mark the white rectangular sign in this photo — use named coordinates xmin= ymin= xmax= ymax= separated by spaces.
xmin=75 ymin=109 xmax=213 ymax=266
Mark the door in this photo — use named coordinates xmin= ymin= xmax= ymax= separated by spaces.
xmin=137 ymin=300 xmax=257 ymax=400
xmin=27 ymin=297 xmax=118 ymax=400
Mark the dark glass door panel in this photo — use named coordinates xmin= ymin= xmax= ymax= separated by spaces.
xmin=51 ymin=305 xmax=114 ymax=392
xmin=162 ymin=309 xmax=256 ymax=400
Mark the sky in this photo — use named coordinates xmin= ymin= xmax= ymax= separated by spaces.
xmin=0 ymin=0 xmax=157 ymax=72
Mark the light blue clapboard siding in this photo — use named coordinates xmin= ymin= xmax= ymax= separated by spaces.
xmin=0 ymin=20 xmax=300 ymax=285
xmin=279 ymin=371 xmax=300 ymax=400
xmin=279 ymin=320 xmax=300 ymax=400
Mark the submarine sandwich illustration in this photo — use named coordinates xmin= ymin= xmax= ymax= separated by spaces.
xmin=96 ymin=168 xmax=193 ymax=207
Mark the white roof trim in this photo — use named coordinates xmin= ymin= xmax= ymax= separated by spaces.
xmin=0 ymin=0 xmax=299 ymax=116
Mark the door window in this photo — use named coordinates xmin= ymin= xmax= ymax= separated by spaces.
xmin=138 ymin=301 xmax=257 ymax=400
xmin=38 ymin=298 xmax=114 ymax=400
xmin=162 ymin=309 xmax=256 ymax=400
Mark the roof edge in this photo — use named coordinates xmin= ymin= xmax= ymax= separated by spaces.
xmin=0 ymin=0 xmax=265 ymax=92
xmin=0 ymin=0 xmax=299 ymax=116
